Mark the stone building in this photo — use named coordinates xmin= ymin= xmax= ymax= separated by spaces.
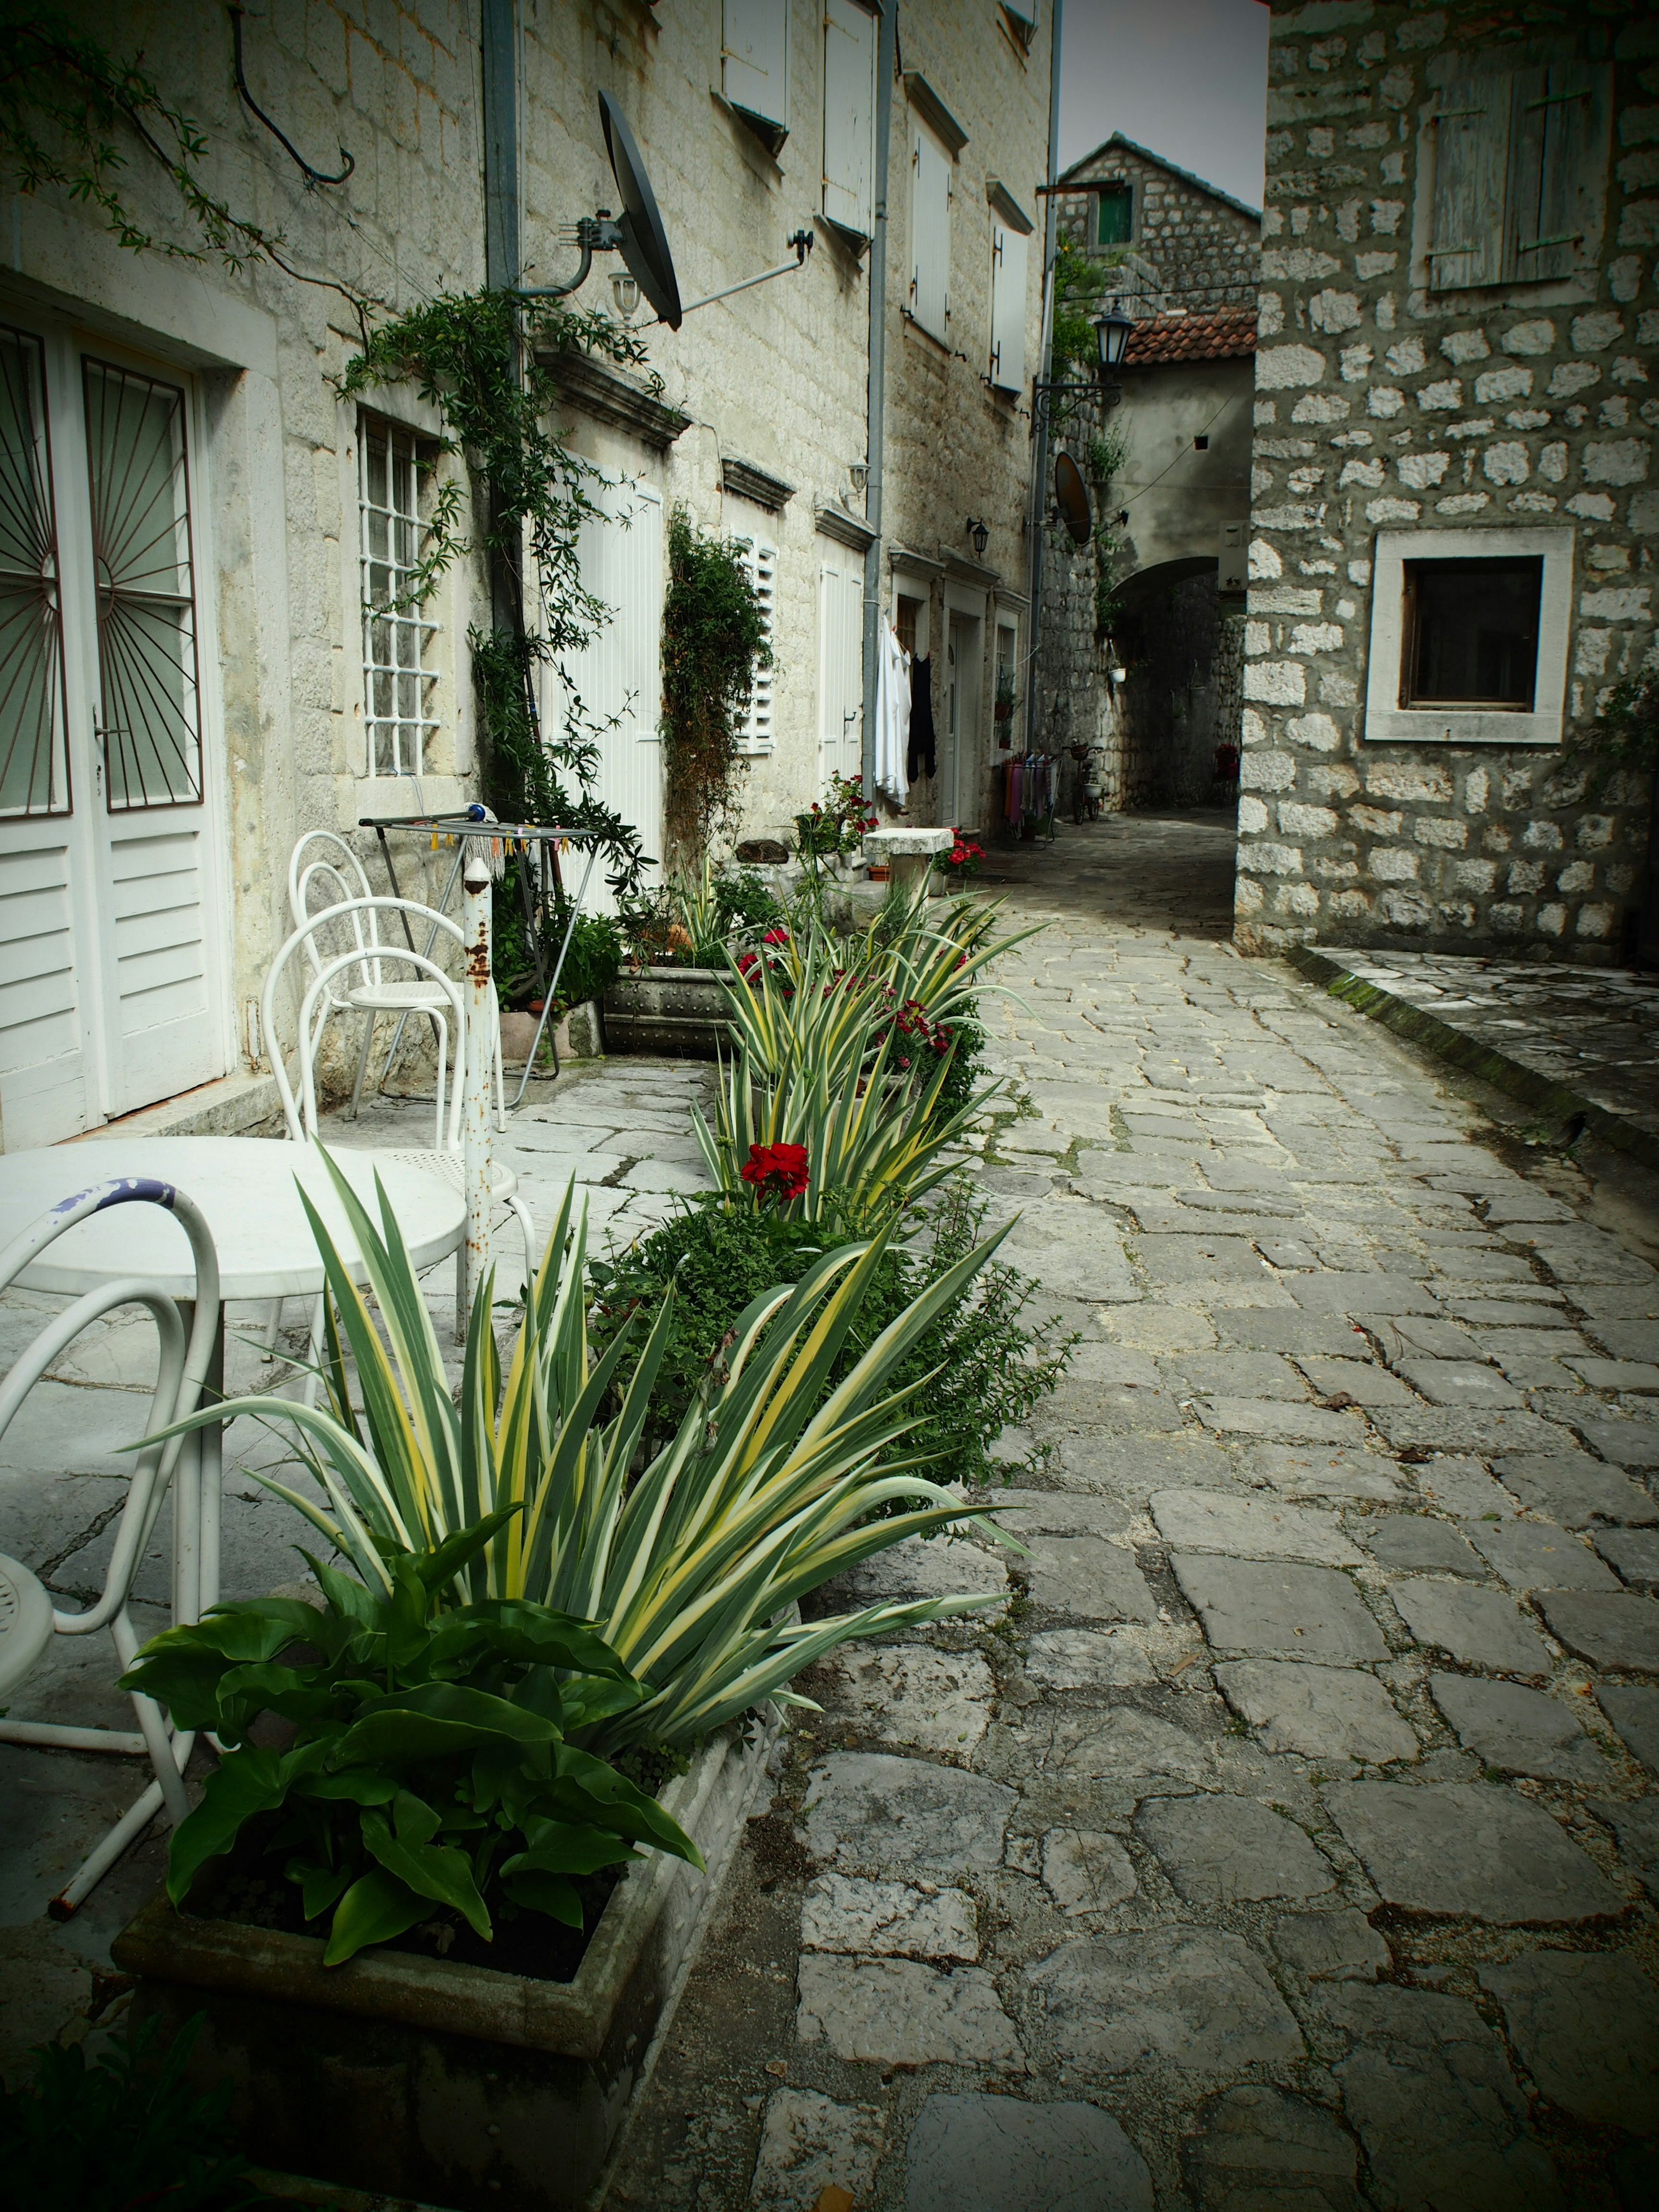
xmin=1236 ymin=0 xmax=1659 ymax=965
xmin=0 ymin=0 xmax=1052 ymax=1149
xmin=1032 ymin=149 xmax=1258 ymax=817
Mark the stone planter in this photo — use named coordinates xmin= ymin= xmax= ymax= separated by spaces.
xmin=112 ymin=1721 xmax=776 ymax=2212
xmin=603 ymin=966 xmax=733 ymax=1058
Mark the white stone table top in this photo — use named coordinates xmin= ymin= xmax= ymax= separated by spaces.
xmin=864 ymin=827 xmax=955 ymax=856
xmin=0 ymin=1137 xmax=464 ymax=1302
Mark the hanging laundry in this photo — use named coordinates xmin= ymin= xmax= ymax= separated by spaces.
xmin=874 ymin=616 xmax=911 ymax=806
xmin=907 ymin=654 xmax=937 ymax=783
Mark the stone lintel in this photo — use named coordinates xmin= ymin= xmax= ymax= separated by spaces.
xmin=543 ymin=348 xmax=690 ymax=451
xmin=815 ymin=501 xmax=877 ymax=551
xmin=721 ymin=456 xmax=795 ymax=512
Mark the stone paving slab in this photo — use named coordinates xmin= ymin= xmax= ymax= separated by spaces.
xmin=800 ymin=1754 xmax=1015 ymax=1877
xmin=1326 ymin=1782 xmax=1621 ymax=1923
xmin=1182 ymin=2084 xmax=1365 ymax=2212
xmin=1429 ymin=1675 xmax=1615 ymax=1785
xmin=1462 ymin=1518 xmax=1622 ymax=1592
xmin=1215 ymin=1659 xmax=1419 ymax=1765
xmin=1150 ymin=1489 xmax=1362 ymax=1566
xmin=1025 ymin=1928 xmax=1305 ymax=2076
xmin=1478 ymin=1950 xmax=1659 ymax=2134
xmin=903 ymin=2094 xmax=1154 ymax=2212
xmin=1389 ymin=1579 xmax=1553 ymax=1679
xmin=1133 ymin=1794 xmax=1336 ymax=1904
xmin=1598 ymin=1683 xmax=1659 ymax=1771
xmin=1172 ymin=1554 xmax=1389 ymax=1663
xmin=796 ymin=1954 xmax=1024 ymax=2071
xmin=1534 ymin=1589 xmax=1659 ymax=1672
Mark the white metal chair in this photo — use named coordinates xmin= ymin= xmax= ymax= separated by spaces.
xmin=0 ymin=1177 xmax=221 ymax=1912
xmin=261 ymin=901 xmax=536 ymax=1359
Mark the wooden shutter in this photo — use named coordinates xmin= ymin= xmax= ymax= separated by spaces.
xmin=911 ymin=124 xmax=951 ymax=339
xmin=823 ymin=0 xmax=876 ymax=238
xmin=1505 ymin=62 xmax=1607 ymax=283
xmin=558 ymin=484 xmax=664 ymax=903
xmin=817 ymin=558 xmax=862 ymax=784
xmin=723 ymin=0 xmax=788 ymax=134
xmin=1428 ymin=77 xmax=1510 ymax=291
xmin=989 ymin=224 xmax=1028 ymax=392
xmin=731 ymin=534 xmax=776 ymax=753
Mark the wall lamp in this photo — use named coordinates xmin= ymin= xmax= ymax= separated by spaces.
xmin=965 ymin=517 xmax=990 ymax=557
xmin=849 ymin=459 xmax=869 ymax=496
xmin=1032 ymin=296 xmax=1134 ymax=431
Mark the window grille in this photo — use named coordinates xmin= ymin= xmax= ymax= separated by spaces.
xmin=359 ymin=415 xmax=439 ymax=777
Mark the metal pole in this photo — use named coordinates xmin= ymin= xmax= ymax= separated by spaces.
xmin=859 ymin=1 xmax=897 ymax=800
xmin=461 ymin=849 xmax=494 ymax=1335
xmin=1023 ymin=0 xmax=1064 ymax=759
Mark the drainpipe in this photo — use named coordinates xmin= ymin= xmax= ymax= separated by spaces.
xmin=860 ymin=2 xmax=897 ymax=801
xmin=481 ymin=0 xmax=522 ymax=641
xmin=1023 ymin=0 xmax=1063 ymax=760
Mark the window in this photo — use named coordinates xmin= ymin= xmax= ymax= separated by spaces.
xmin=1001 ymin=0 xmax=1039 ymax=45
xmin=0 ymin=324 xmax=68 ymax=816
xmin=988 ymin=189 xmax=1033 ymax=393
xmin=359 ymin=415 xmax=439 ymax=778
xmin=1095 ymin=184 xmax=1131 ymax=248
xmin=730 ymin=532 xmax=777 ymax=752
xmin=723 ymin=0 xmax=789 ymax=148
xmin=995 ymin=620 xmax=1018 ymax=750
xmin=1400 ymin=556 xmax=1542 ymax=709
xmin=823 ymin=0 xmax=876 ymax=238
xmin=910 ymin=120 xmax=952 ymax=340
xmin=1427 ymin=64 xmax=1610 ymax=291
xmin=895 ymin=591 xmax=921 ymax=659
xmin=1363 ymin=525 xmax=1573 ymax=747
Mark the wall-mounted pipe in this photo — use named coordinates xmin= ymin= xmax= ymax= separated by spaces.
xmin=860 ymin=3 xmax=897 ymax=801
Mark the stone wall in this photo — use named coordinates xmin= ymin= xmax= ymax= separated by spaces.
xmin=1235 ymin=0 xmax=1659 ymax=966
xmin=1055 ymin=139 xmax=1261 ymax=307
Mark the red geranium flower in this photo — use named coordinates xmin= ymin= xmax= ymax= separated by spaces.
xmin=741 ymin=1141 xmax=810 ymax=1200
xmin=763 ymin=927 xmax=791 ymax=945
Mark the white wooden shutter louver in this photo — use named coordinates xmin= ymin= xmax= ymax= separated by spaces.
xmin=1430 ymin=66 xmax=1608 ymax=292
xmin=817 ymin=559 xmax=863 ymax=785
xmin=822 ymin=0 xmax=876 ymax=238
xmin=988 ymin=224 xmax=1028 ymax=392
xmin=723 ymin=0 xmax=789 ymax=135
xmin=1002 ymin=0 xmax=1039 ymax=27
xmin=911 ymin=124 xmax=951 ymax=340
xmin=733 ymin=534 xmax=777 ymax=753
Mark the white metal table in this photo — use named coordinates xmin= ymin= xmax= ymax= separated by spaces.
xmin=0 ymin=1136 xmax=465 ymax=1611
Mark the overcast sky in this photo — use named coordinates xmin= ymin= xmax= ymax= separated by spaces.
xmin=1058 ymin=0 xmax=1271 ymax=213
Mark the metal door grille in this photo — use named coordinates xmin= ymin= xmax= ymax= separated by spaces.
xmin=0 ymin=324 xmax=68 ymax=816
xmin=82 ymin=356 xmax=203 ymax=810
xmin=359 ymin=415 xmax=439 ymax=776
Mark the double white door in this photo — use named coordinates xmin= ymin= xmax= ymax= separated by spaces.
xmin=0 ymin=317 xmax=226 ymax=1147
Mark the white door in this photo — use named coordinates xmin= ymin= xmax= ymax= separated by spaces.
xmin=0 ymin=320 xmax=227 ymax=1147
xmin=816 ymin=556 xmax=863 ymax=789
xmin=554 ymin=481 xmax=663 ymax=912
xmin=944 ymin=612 xmax=981 ymax=828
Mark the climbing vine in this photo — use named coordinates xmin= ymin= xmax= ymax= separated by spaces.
xmin=659 ymin=505 xmax=771 ymax=870
xmin=338 ymin=290 xmax=662 ymax=892
xmin=0 ymin=1 xmax=369 ymax=311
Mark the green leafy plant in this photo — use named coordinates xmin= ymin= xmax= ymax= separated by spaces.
xmin=661 ymin=507 xmax=772 ymax=868
xmin=1051 ymin=238 xmax=1111 ymax=386
xmin=123 ymin=1517 xmax=698 ymax=1967
xmin=135 ymin=1151 xmax=1018 ymax=1757
xmin=551 ymin=910 xmax=625 ymax=1007
xmin=715 ymin=867 xmax=785 ymax=937
xmin=591 ymin=1176 xmax=1075 ymax=1487
xmin=793 ymin=772 xmax=877 ymax=866
xmin=1086 ymin=423 xmax=1131 ymax=488
xmin=0 ymin=2012 xmax=260 ymax=2212
xmin=0 ymin=2 xmax=363 ymax=311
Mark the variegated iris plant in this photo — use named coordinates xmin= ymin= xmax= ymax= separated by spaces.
xmin=148 ymin=1148 xmax=1017 ymax=1754
xmin=695 ymin=886 xmax=1034 ymax=1223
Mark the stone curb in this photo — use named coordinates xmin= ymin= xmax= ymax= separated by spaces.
xmin=1283 ymin=943 xmax=1659 ymax=1180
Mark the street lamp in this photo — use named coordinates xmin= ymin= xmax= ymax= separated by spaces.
xmin=966 ymin=516 xmax=990 ymax=557
xmin=1093 ymin=299 xmax=1134 ymax=372
xmin=1031 ymin=294 xmax=1132 ymax=431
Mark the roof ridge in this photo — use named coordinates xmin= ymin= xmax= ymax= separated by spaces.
xmin=1055 ymin=131 xmax=1263 ymax=224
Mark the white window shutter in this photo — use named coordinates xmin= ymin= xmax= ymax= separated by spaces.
xmin=988 ymin=224 xmax=1027 ymax=391
xmin=911 ymin=124 xmax=950 ymax=340
xmin=733 ymin=535 xmax=777 ymax=753
xmin=823 ymin=0 xmax=876 ymax=237
xmin=723 ymin=0 xmax=788 ymax=133
xmin=1003 ymin=0 xmax=1039 ymax=27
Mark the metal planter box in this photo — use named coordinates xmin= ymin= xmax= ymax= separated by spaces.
xmin=112 ymin=1722 xmax=774 ymax=2212
xmin=602 ymin=966 xmax=732 ymax=1059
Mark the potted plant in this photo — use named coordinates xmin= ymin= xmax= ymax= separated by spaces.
xmin=940 ymin=829 xmax=986 ymax=886
xmin=113 ymin=1152 xmax=1018 ymax=2210
xmin=604 ymin=862 xmax=784 ymax=1057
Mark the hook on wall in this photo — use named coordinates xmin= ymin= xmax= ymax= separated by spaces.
xmin=230 ymin=7 xmax=355 ymax=188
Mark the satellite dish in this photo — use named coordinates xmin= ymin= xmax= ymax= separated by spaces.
xmin=1055 ymin=452 xmax=1093 ymax=549
xmin=599 ymin=91 xmax=682 ymax=331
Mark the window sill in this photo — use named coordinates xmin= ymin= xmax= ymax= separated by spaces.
xmin=901 ymin=310 xmax=951 ymax=354
xmin=1361 ymin=706 xmax=1563 ymax=748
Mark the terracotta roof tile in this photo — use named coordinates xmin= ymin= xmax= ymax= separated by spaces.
xmin=1124 ymin=306 xmax=1257 ymax=366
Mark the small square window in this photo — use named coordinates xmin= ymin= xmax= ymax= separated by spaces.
xmin=1363 ymin=525 xmax=1572 ymax=748
xmin=1400 ymin=556 xmax=1542 ymax=710
xmin=1095 ymin=185 xmax=1131 ymax=248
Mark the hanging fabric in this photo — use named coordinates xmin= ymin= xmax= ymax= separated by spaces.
xmin=874 ymin=616 xmax=911 ymax=806
xmin=907 ymin=654 xmax=937 ymax=783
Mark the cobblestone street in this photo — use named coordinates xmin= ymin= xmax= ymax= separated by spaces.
xmin=611 ymin=810 xmax=1659 ymax=2212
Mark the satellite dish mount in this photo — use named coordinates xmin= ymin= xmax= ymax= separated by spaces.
xmin=519 ymin=92 xmax=812 ymax=332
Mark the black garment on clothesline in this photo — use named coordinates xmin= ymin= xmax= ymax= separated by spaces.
xmin=907 ymin=655 xmax=936 ymax=782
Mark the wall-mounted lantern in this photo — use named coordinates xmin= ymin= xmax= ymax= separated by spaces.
xmin=966 ymin=517 xmax=990 ymax=558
